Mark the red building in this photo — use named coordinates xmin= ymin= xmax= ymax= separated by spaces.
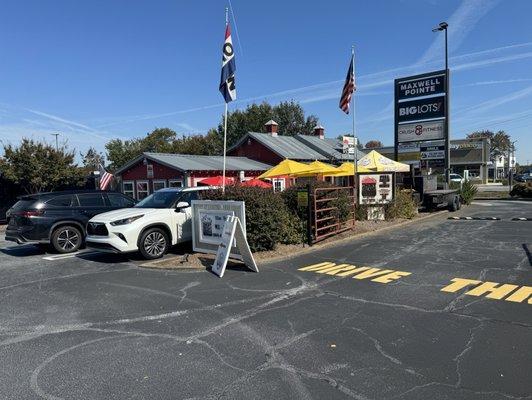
xmin=228 ymin=120 xmax=364 ymax=190
xmin=114 ymin=152 xmax=272 ymax=200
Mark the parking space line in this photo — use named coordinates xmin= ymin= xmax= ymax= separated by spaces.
xmin=42 ymin=250 xmax=100 ymax=261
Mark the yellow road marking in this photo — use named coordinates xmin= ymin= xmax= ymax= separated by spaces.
xmin=441 ymin=278 xmax=531 ymax=304
xmin=505 ymin=286 xmax=532 ymax=303
xmin=297 ymin=262 xmax=412 ymax=284
xmin=465 ymin=282 xmax=519 ymax=300
xmin=336 ymin=266 xmax=370 ymax=277
xmin=352 ymin=268 xmax=394 ymax=280
xmin=298 ymin=262 xmax=336 ymax=272
xmin=371 ymin=271 xmax=412 ymax=284
xmin=298 ymin=263 xmax=530 ymax=305
xmin=440 ymin=278 xmax=481 ymax=293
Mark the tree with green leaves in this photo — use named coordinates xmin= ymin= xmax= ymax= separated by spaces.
xmin=105 ymin=128 xmax=176 ymax=171
xmin=81 ymin=147 xmax=105 ymax=172
xmin=216 ymin=101 xmax=319 ymax=147
xmin=365 ymin=140 xmax=383 ymax=149
xmin=171 ymin=131 xmax=222 ymax=155
xmin=0 ymin=139 xmax=85 ymax=194
xmin=467 ymin=130 xmax=511 ymax=160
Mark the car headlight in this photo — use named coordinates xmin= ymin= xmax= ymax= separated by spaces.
xmin=110 ymin=214 xmax=144 ymax=226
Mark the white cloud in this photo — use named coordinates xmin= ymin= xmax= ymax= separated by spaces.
xmin=461 ymin=78 xmax=532 ymax=87
xmin=418 ymin=0 xmax=500 ymax=64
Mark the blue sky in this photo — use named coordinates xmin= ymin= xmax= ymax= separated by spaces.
xmin=1 ymin=0 xmax=531 ymax=163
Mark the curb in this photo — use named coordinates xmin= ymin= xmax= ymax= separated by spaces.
xmin=260 ymin=210 xmax=449 ymax=265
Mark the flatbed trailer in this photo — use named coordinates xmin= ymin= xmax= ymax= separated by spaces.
xmin=423 ymin=189 xmax=461 ymax=211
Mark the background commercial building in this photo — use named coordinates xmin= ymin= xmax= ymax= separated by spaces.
xmin=374 ymin=138 xmax=490 ymax=182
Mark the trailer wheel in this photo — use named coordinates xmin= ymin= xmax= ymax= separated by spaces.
xmin=448 ymin=196 xmax=460 ymax=212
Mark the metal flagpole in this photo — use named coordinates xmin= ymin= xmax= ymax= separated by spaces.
xmin=222 ymin=102 xmax=228 ymax=192
xmin=351 ymin=46 xmax=357 ymax=200
xmin=222 ymin=7 xmax=229 ymax=193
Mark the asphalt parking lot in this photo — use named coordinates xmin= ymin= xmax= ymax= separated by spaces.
xmin=0 ymin=200 xmax=531 ymax=400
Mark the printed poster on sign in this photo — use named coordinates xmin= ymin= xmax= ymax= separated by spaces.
xmin=358 ymin=173 xmax=395 ymax=205
xmin=211 ymin=216 xmax=258 ymax=278
xmin=191 ymin=200 xmax=246 ymax=260
xmin=211 ymin=217 xmax=237 ymax=278
xmin=199 ymin=210 xmax=235 ymax=245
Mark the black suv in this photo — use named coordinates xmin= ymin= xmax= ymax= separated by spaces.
xmin=5 ymin=190 xmax=135 ymax=253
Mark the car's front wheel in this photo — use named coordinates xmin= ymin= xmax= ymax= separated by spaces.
xmin=51 ymin=225 xmax=82 ymax=253
xmin=139 ymin=228 xmax=169 ymax=260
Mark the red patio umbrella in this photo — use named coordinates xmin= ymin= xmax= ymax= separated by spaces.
xmin=197 ymin=176 xmax=235 ymax=186
xmin=241 ymin=178 xmax=272 ymax=188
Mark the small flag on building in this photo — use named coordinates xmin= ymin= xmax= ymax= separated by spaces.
xmin=219 ymin=23 xmax=236 ymax=103
xmin=99 ymin=164 xmax=113 ymax=190
xmin=339 ymin=54 xmax=356 ymax=114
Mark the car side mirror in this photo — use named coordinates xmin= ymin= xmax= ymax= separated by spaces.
xmin=175 ymin=201 xmax=190 ymax=211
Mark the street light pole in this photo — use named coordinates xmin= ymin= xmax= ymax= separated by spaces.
xmin=51 ymin=133 xmax=60 ymax=151
xmin=433 ymin=21 xmax=450 ymax=187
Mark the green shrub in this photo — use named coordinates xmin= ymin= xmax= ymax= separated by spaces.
xmin=450 ymin=180 xmax=477 ymax=205
xmin=510 ymin=183 xmax=532 ymax=198
xmin=331 ymin=189 xmax=352 ymax=222
xmin=355 ymin=204 xmax=369 ymax=221
xmin=199 ymin=186 xmax=304 ymax=252
xmin=385 ymin=190 xmax=418 ymax=220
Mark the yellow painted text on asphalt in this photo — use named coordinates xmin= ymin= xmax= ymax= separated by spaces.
xmin=298 ymin=262 xmax=411 ymax=283
xmin=441 ymin=278 xmax=532 ymax=304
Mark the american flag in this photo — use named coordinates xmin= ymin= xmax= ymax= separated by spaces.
xmin=339 ymin=54 xmax=356 ymax=114
xmin=99 ymin=164 xmax=113 ymax=190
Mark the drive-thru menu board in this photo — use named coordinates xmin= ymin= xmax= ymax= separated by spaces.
xmin=358 ymin=172 xmax=395 ymax=205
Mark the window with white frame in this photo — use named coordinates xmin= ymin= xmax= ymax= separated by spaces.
xmin=272 ymin=178 xmax=285 ymax=192
xmin=169 ymin=179 xmax=183 ymax=188
xmin=136 ymin=181 xmax=149 ymax=200
xmin=153 ymin=180 xmax=166 ymax=192
xmin=123 ymin=181 xmax=135 ymax=198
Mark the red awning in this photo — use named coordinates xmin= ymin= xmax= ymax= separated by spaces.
xmin=241 ymin=178 xmax=272 ymax=188
xmin=197 ymin=176 xmax=235 ymax=186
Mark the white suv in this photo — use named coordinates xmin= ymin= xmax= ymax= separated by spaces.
xmin=86 ymin=187 xmax=212 ymax=259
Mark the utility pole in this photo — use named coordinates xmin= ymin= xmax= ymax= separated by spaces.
xmin=432 ymin=22 xmax=449 ymax=187
xmin=51 ymin=133 xmax=60 ymax=151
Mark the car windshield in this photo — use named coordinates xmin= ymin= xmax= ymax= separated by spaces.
xmin=134 ymin=191 xmax=182 ymax=209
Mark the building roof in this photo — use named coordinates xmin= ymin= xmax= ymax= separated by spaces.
xmin=231 ymin=132 xmax=329 ymax=161
xmin=115 ymin=152 xmax=272 ymax=175
xmin=294 ymin=135 xmax=366 ymax=162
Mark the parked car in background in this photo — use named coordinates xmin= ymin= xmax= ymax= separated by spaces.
xmin=449 ymin=173 xmax=465 ymax=184
xmin=514 ymin=173 xmax=532 ymax=183
xmin=5 ymin=191 xmax=136 ymax=253
xmin=86 ymin=187 xmax=212 ymax=260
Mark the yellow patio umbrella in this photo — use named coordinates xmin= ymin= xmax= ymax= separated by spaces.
xmin=357 ymin=150 xmax=410 ymax=172
xmin=258 ymin=159 xmax=314 ymax=179
xmin=325 ymin=162 xmax=371 ymax=177
xmin=290 ymin=160 xmax=339 ymax=177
